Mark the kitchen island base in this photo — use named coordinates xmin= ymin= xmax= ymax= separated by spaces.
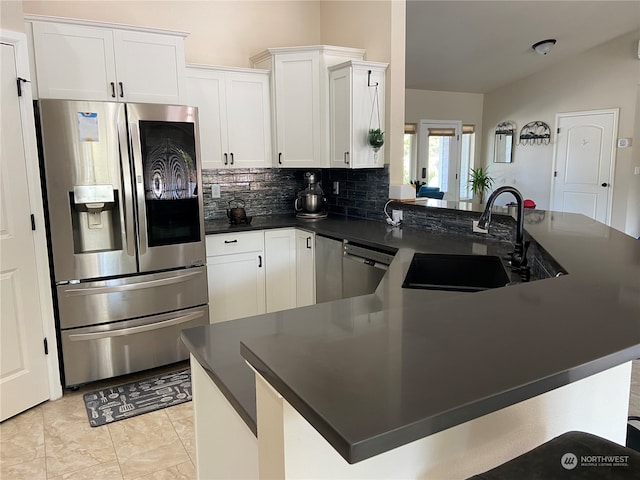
xmin=254 ymin=363 xmax=631 ymax=479
xmin=191 ymin=356 xmax=258 ymax=479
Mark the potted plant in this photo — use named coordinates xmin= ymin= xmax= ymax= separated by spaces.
xmin=368 ymin=128 xmax=384 ymax=151
xmin=468 ymin=166 xmax=494 ymax=203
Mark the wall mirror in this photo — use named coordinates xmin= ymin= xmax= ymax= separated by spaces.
xmin=494 ymin=121 xmax=516 ymax=163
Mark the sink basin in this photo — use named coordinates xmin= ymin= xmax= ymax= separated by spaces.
xmin=402 ymin=253 xmax=510 ymax=292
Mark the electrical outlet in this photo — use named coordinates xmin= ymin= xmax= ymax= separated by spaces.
xmin=634 ymin=166 xmax=640 ymax=176
xmin=617 ymin=138 xmax=631 ymax=148
xmin=211 ymin=184 xmax=221 ymax=198
xmin=332 ymin=181 xmax=339 ymax=195
xmin=392 ymin=210 xmax=403 ymax=222
xmin=472 ymin=220 xmax=488 ymax=234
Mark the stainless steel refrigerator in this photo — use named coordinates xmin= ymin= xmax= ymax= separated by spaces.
xmin=37 ymin=99 xmax=209 ymax=387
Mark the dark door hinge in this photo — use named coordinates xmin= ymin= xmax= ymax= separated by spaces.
xmin=44 ymin=338 xmax=49 ymax=355
xmin=554 ymin=171 xmax=558 ymax=177
xmin=30 ymin=214 xmax=36 ymax=230
xmin=557 ymin=127 xmax=560 ymax=134
xmin=17 ymin=77 xmax=30 ymax=97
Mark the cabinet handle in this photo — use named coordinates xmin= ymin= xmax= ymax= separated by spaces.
xmin=110 ymin=82 xmax=116 ymax=98
xmin=224 ymin=239 xmax=237 ymax=244
xmin=306 ymin=236 xmax=311 ymax=249
xmin=230 ymin=152 xmax=234 ymax=165
xmin=258 ymin=255 xmax=262 ymax=268
xmin=601 ymin=183 xmax=609 ymax=187
xmin=278 ymin=152 xmax=282 ymax=165
xmin=118 ymin=82 xmax=124 ymax=98
xmin=344 ymin=152 xmax=350 ymax=164
xmin=224 ymin=153 xmax=228 ymax=165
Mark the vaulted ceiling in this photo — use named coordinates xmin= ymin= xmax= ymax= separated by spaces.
xmin=405 ymin=0 xmax=640 ymax=93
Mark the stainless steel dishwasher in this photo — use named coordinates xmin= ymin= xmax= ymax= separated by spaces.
xmin=315 ymin=235 xmax=344 ymax=303
xmin=342 ymin=241 xmax=395 ymax=299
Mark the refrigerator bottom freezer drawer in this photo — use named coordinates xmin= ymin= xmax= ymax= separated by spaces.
xmin=56 ymin=266 xmax=208 ymax=330
xmin=60 ymin=305 xmax=208 ymax=387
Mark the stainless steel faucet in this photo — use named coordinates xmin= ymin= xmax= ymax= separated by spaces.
xmin=477 ymin=186 xmax=530 ymax=279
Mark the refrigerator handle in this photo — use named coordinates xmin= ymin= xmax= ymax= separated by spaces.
xmin=67 ymin=310 xmax=205 ymax=341
xmin=117 ymin=119 xmax=137 ymax=258
xmin=128 ymin=122 xmax=148 ymax=256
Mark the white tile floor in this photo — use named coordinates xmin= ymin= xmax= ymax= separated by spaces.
xmin=2 ymin=360 xmax=640 ymax=479
xmin=0 ymin=363 xmax=195 ymax=480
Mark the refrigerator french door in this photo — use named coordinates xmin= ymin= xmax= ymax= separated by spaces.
xmin=38 ymin=99 xmax=208 ymax=387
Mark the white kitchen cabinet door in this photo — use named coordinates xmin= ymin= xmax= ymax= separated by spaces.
xmin=207 ymin=252 xmax=265 ymax=323
xmin=113 ymin=30 xmax=186 ymax=105
xmin=329 ymin=61 xmax=388 ymax=169
xmin=264 ymin=229 xmax=297 ymax=313
xmin=186 ymin=66 xmax=271 ymax=170
xmin=30 ymin=18 xmax=187 ymax=104
xmin=295 ymin=230 xmax=315 ymax=307
xmin=225 ymin=71 xmax=272 ymax=168
xmin=329 ymin=66 xmax=351 ymax=168
xmin=186 ymin=68 xmax=227 ymax=169
xmin=31 ymin=22 xmax=117 ymax=101
xmin=273 ymin=51 xmax=321 ymax=168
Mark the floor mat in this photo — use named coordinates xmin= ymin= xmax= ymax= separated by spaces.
xmin=82 ymin=368 xmax=191 ymax=427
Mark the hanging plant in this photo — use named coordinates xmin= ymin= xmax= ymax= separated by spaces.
xmin=368 ymin=81 xmax=384 ymax=151
xmin=468 ymin=166 xmax=494 ymax=203
xmin=368 ymin=128 xmax=384 ymax=150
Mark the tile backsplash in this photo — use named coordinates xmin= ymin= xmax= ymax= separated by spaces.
xmin=201 ymin=166 xmax=390 ymax=221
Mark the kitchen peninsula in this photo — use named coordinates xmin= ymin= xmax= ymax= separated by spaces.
xmin=181 ymin=206 xmax=640 ymax=479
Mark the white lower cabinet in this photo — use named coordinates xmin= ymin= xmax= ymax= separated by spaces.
xmin=295 ymin=230 xmax=315 ymax=306
xmin=264 ymin=229 xmax=297 ymax=313
xmin=206 ymin=228 xmax=315 ymax=323
xmin=206 ymin=232 xmax=265 ymax=324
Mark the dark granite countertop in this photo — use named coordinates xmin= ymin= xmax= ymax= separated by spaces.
xmin=182 ymin=210 xmax=640 ymax=463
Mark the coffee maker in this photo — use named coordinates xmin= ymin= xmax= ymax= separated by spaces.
xmin=295 ymin=171 xmax=327 ymax=219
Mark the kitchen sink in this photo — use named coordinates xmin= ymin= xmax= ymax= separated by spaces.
xmin=402 ymin=253 xmax=511 ymax=292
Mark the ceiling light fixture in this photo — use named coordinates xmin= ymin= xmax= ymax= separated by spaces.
xmin=532 ymin=39 xmax=557 ymax=56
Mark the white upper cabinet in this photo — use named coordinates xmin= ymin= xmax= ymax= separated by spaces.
xmin=27 ymin=16 xmax=187 ymax=104
xmin=186 ymin=65 xmax=271 ymax=170
xmin=329 ymin=61 xmax=388 ymax=169
xmin=251 ymin=46 xmax=365 ymax=168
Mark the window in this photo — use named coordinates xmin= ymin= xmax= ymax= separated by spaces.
xmin=403 ymin=123 xmax=417 ymax=184
xmin=459 ymin=125 xmax=475 ymax=200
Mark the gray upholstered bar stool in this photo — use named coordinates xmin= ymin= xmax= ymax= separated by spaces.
xmin=467 ymin=431 xmax=640 ymax=479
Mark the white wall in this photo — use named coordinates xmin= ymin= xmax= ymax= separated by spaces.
xmin=1 ymin=0 xmax=24 ymax=31
xmin=482 ymin=30 xmax=640 ymax=236
xmin=23 ymin=0 xmax=322 ymax=66
xmin=405 ymin=88 xmax=484 ymax=169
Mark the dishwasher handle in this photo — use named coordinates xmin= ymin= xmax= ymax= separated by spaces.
xmin=343 ymin=252 xmax=389 ymax=271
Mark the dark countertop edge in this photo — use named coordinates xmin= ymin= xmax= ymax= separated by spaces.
xmin=242 ymin=339 xmax=640 ymax=464
xmin=182 ymin=332 xmax=257 ymax=436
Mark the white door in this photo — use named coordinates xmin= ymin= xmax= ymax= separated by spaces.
xmin=274 ymin=52 xmax=321 ymax=167
xmin=295 ymin=230 xmax=315 ymax=307
xmin=0 ymin=42 xmax=50 ymax=421
xmin=551 ymin=110 xmax=617 ymax=224
xmin=113 ymin=29 xmax=186 ymax=105
xmin=207 ymin=252 xmax=265 ymax=323
xmin=31 ymin=22 xmax=116 ymax=101
xmin=264 ymin=229 xmax=297 ymax=313
xmin=186 ymin=67 xmax=227 ymax=169
xmin=329 ymin=65 xmax=351 ymax=168
xmin=226 ymin=71 xmax=272 ymax=168
xmin=417 ymin=120 xmax=462 ymax=200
